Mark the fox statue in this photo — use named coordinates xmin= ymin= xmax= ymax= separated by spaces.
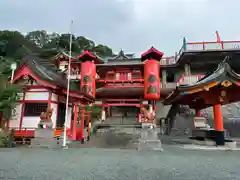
xmin=140 ymin=107 xmax=156 ymax=125
xmin=40 ymin=108 xmax=53 ymax=123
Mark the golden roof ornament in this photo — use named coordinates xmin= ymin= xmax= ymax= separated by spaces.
xmin=221 ymin=80 xmax=232 ymax=87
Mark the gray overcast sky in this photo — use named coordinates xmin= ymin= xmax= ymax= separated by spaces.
xmin=0 ymin=0 xmax=239 ymax=56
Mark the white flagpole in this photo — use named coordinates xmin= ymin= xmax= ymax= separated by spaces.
xmin=62 ymin=20 xmax=73 ymax=148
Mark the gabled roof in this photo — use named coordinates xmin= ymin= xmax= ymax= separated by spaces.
xmin=163 ymin=58 xmax=240 ymax=105
xmin=50 ymin=48 xmax=78 ymax=61
xmin=20 ymin=54 xmax=67 ymax=87
xmin=13 ymin=54 xmax=95 ymax=102
xmin=77 ymin=50 xmax=103 ymax=64
xmin=141 ymin=46 xmax=164 ymax=61
xmin=50 ymin=49 xmax=104 ymax=64
xmin=109 ymin=49 xmax=135 ymax=60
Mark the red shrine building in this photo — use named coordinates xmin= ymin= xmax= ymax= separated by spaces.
xmin=8 ymin=35 xmax=240 ymax=146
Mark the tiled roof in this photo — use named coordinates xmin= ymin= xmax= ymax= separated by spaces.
xmin=20 ymin=54 xmax=94 ymax=100
xmin=163 ymin=57 xmax=240 ymax=105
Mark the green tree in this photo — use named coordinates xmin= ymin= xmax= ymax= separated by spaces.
xmin=25 ymin=30 xmax=49 ymax=48
xmin=85 ymin=105 xmax=101 ymax=121
xmin=0 ymin=30 xmax=40 ymax=59
xmin=93 ymin=44 xmax=113 ymax=57
xmin=76 ymin=36 xmax=95 ymax=51
xmin=43 ymin=32 xmax=60 ymax=49
xmin=0 ymin=30 xmax=114 ymax=60
xmin=58 ymin=34 xmax=79 ymax=52
xmin=0 ymin=57 xmax=22 ymax=129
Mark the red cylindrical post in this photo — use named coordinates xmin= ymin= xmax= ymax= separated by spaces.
xmin=144 ymin=59 xmax=160 ymax=100
xmin=80 ymin=61 xmax=96 ymax=97
xmin=71 ymin=105 xmax=79 ymax=141
xmin=213 ymin=104 xmax=224 ymax=131
xmin=195 ymin=109 xmax=201 ymax=117
xmin=79 ymin=108 xmax=85 ymax=144
xmin=213 ymin=104 xmax=225 ymax=146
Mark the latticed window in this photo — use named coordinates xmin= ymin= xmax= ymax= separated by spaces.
xmin=132 ymin=71 xmax=141 ymax=79
xmin=24 ymin=103 xmax=48 ymax=116
xmin=107 ymin=72 xmax=114 ymax=80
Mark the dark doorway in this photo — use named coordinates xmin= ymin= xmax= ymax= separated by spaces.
xmin=57 ymin=103 xmax=66 ymax=127
xmin=167 ymin=73 xmax=175 ymax=82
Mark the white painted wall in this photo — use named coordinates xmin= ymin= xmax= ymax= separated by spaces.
xmin=51 ymin=93 xmax=58 ymax=101
xmin=17 ymin=93 xmax=24 ymax=100
xmin=67 ymin=106 xmax=72 ymax=128
xmin=10 ymin=88 xmax=73 ymax=129
xmin=28 ymin=88 xmax=46 ymax=92
xmin=51 ymin=103 xmax=58 ymax=128
xmin=21 ymin=117 xmax=39 ymax=128
xmin=25 ymin=92 xmax=49 ymax=101
xmin=14 ymin=90 xmax=50 ymax=128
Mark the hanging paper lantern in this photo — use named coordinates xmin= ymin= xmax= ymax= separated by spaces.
xmin=144 ymin=59 xmax=160 ymax=100
xmin=80 ymin=61 xmax=96 ymax=97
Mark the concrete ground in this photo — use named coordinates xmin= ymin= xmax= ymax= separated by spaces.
xmin=1 ymin=145 xmax=240 ymax=180
xmin=1 ymin=128 xmax=240 ymax=180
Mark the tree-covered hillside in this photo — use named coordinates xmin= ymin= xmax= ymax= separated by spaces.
xmin=0 ymin=30 xmax=114 ymax=60
xmin=0 ymin=30 xmax=112 ymax=127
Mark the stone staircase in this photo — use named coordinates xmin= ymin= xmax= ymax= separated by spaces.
xmin=103 ymin=116 xmax=138 ymax=125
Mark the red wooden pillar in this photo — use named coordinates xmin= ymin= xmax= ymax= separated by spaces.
xmin=213 ymin=104 xmax=225 ymax=146
xmin=195 ymin=109 xmax=201 ymax=116
xmin=71 ymin=104 xmax=79 ymax=141
xmin=79 ymin=107 xmax=85 ymax=144
xmin=87 ymin=111 xmax=91 ymax=141
xmin=19 ymin=92 xmax=26 ymax=130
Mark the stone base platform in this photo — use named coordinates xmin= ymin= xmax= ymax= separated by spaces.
xmin=136 ymin=127 xmax=163 ymax=151
xmin=29 ymin=127 xmax=63 ymax=149
xmin=181 ymin=139 xmax=237 ymax=150
xmin=182 ymin=144 xmax=239 ymax=151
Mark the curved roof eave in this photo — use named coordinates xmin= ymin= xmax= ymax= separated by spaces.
xmin=163 ymin=60 xmax=240 ymax=105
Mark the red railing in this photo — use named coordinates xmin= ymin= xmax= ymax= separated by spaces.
xmin=160 ymin=40 xmax=240 ymax=66
xmin=160 ymin=56 xmax=176 ymax=65
xmin=177 ymin=74 xmax=205 ymax=85
xmin=186 ymin=41 xmax=240 ymax=51
xmin=11 ymin=128 xmax=35 ymax=138
xmin=63 ymin=40 xmax=240 ymax=70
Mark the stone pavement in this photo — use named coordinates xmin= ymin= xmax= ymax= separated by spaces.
xmin=1 ymin=145 xmax=240 ymax=180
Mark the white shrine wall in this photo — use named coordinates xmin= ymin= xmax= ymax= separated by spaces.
xmin=9 ymin=88 xmax=73 ymax=130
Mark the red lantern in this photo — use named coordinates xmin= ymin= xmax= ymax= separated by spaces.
xmin=80 ymin=61 xmax=96 ymax=97
xmin=144 ymin=59 xmax=160 ymax=100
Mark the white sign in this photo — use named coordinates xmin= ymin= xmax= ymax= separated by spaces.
xmin=11 ymin=104 xmax=21 ymax=121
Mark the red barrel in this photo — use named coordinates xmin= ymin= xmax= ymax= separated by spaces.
xmin=144 ymin=59 xmax=160 ymax=100
xmin=80 ymin=61 xmax=96 ymax=97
